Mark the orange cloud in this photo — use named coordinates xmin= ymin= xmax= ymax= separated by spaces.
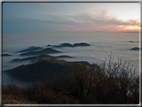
xmin=57 ymin=24 xmax=140 ymax=32
xmin=62 ymin=9 xmax=140 ymax=32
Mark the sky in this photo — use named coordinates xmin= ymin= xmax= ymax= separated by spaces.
xmin=0 ymin=0 xmax=141 ymax=105
xmin=2 ymin=2 xmax=140 ymax=34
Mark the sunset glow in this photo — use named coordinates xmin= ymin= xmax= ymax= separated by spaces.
xmin=2 ymin=1 xmax=140 ymax=105
xmin=3 ymin=3 xmax=140 ymax=33
xmin=123 ymin=25 xmax=140 ymax=31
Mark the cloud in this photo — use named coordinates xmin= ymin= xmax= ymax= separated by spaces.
xmin=57 ymin=24 xmax=139 ymax=32
xmin=3 ymin=16 xmax=79 ymax=34
xmin=3 ymin=4 xmax=140 ymax=33
xmin=3 ymin=18 xmax=60 ymax=33
xmin=68 ymin=9 xmax=139 ymax=26
xmin=58 ymin=9 xmax=140 ymax=32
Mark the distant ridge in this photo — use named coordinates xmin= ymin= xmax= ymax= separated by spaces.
xmin=2 ymin=54 xmax=12 ymax=56
xmin=48 ymin=42 xmax=91 ymax=48
xmin=18 ymin=46 xmax=43 ymax=53
xmin=20 ymin=48 xmax=61 ymax=56
xmin=130 ymin=47 xmax=142 ymax=51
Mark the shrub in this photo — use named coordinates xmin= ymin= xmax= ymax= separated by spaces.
xmin=86 ymin=55 xmax=139 ymax=104
xmin=2 ymin=55 xmax=139 ymax=104
xmin=2 ymin=83 xmax=23 ymax=96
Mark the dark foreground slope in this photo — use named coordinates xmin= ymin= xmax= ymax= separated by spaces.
xmin=3 ymin=56 xmax=139 ymax=104
xmin=11 ymin=54 xmax=74 ymax=62
xmin=5 ymin=60 xmax=71 ymax=82
xmin=6 ymin=56 xmax=98 ymax=83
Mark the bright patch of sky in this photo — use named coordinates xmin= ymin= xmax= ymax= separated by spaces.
xmin=2 ymin=2 xmax=140 ymax=33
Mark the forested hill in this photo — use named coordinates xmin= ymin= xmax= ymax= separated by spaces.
xmin=5 ymin=55 xmax=99 ymax=83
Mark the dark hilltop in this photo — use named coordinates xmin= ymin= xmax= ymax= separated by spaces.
xmin=48 ymin=42 xmax=91 ymax=48
xmin=20 ymin=48 xmax=61 ymax=56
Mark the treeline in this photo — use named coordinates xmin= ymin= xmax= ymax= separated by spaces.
xmin=3 ymin=56 xmax=139 ymax=104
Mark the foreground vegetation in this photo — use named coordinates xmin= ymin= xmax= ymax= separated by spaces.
xmin=3 ymin=55 xmax=139 ymax=104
